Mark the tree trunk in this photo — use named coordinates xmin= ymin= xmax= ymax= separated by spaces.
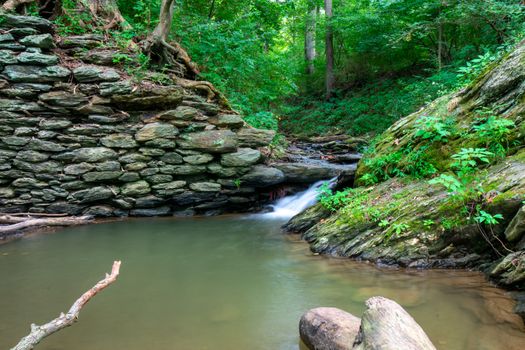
xmin=324 ymin=0 xmax=335 ymax=99
xmin=305 ymin=1 xmax=317 ymax=75
xmin=79 ymin=0 xmax=130 ymax=30
xmin=1 ymin=0 xmax=34 ymax=11
xmin=141 ymin=0 xmax=199 ymax=77
xmin=0 ymin=215 xmax=93 ymax=236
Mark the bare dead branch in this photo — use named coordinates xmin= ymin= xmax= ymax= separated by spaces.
xmin=11 ymin=261 xmax=122 ymax=350
xmin=0 ymin=215 xmax=93 ymax=235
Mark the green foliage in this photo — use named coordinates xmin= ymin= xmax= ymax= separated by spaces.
xmin=414 ymin=116 xmax=455 ymax=143
xmin=471 ymin=114 xmax=516 ymax=155
xmin=451 ymin=148 xmax=494 ymax=175
xmin=474 ymin=210 xmax=504 ymax=225
xmin=457 ymin=52 xmax=498 ymax=85
xmin=244 ymin=111 xmax=278 ymax=131
xmin=317 ymin=184 xmax=354 ymax=212
xmin=55 ymin=0 xmax=100 ymax=35
xmin=429 ymin=174 xmax=464 ymax=194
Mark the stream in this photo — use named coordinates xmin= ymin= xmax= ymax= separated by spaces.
xmin=0 ymin=184 xmax=524 ymax=349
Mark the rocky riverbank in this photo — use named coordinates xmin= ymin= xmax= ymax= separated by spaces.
xmin=284 ymin=40 xmax=525 ymax=319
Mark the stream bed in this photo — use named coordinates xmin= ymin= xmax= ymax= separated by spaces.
xmin=0 ymin=216 xmax=524 ymax=350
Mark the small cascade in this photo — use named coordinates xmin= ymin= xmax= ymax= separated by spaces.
xmin=261 ymin=177 xmax=337 ymax=219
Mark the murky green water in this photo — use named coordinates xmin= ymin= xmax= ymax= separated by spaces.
xmin=0 ymin=216 xmax=524 ymax=350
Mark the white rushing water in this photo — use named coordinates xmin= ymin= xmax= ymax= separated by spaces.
xmin=262 ymin=177 xmax=337 ymax=219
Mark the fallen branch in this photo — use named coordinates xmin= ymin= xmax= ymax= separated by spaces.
xmin=11 ymin=261 xmax=122 ymax=350
xmin=0 ymin=215 xmax=93 ymax=235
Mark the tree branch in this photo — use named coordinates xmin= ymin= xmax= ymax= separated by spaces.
xmin=11 ymin=261 xmax=122 ymax=350
xmin=0 ymin=215 xmax=93 ymax=235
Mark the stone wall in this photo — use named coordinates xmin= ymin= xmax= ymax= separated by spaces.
xmin=0 ymin=14 xmax=284 ymax=217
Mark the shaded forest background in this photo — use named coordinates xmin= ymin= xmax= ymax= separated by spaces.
xmin=16 ymin=0 xmax=525 ymax=136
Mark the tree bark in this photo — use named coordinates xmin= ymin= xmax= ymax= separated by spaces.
xmin=11 ymin=261 xmax=122 ymax=350
xmin=305 ymin=1 xmax=317 ymax=75
xmin=324 ymin=0 xmax=335 ymax=99
xmin=0 ymin=215 xmax=92 ymax=235
xmin=79 ymin=0 xmax=130 ymax=30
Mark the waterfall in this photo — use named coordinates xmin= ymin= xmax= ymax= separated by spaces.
xmin=261 ymin=177 xmax=337 ymax=219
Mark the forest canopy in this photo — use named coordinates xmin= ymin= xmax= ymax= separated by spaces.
xmin=3 ymin=0 xmax=525 ymax=135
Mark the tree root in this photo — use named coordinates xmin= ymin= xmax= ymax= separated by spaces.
xmin=11 ymin=261 xmax=122 ymax=350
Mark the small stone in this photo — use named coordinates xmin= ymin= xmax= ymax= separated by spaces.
xmin=160 ymin=152 xmax=183 ymax=164
xmin=2 ymin=65 xmax=70 ymax=83
xmin=71 ymin=186 xmax=114 ymax=203
xmin=156 ymin=106 xmax=201 ymax=121
xmin=0 ymin=187 xmax=15 ymax=198
xmin=101 ymin=133 xmax=138 ymax=148
xmin=212 ymin=114 xmax=245 ymax=128
xmin=130 ymin=206 xmax=171 ymax=217
xmin=82 ymin=171 xmax=122 ymax=182
xmin=39 ymin=91 xmax=88 ymax=107
xmin=16 ymin=150 xmax=49 ymax=162
xmin=99 ymin=81 xmax=133 ymax=96
xmin=221 ymin=148 xmax=261 ymax=167
xmin=184 ymin=153 xmax=214 ymax=165
xmin=73 ymin=65 xmax=120 ymax=83
xmin=139 ymin=148 xmax=165 ymax=156
xmin=96 ymin=161 xmax=121 ymax=171
xmin=119 ymin=172 xmax=140 ymax=182
xmin=146 ymin=174 xmax=173 ymax=184
xmin=159 ymin=165 xmax=206 ymax=175
xmin=19 ymin=34 xmax=54 ymax=49
xmin=189 ymin=182 xmax=221 ymax=192
xmin=28 ymin=139 xmax=66 ymax=152
xmin=125 ymin=162 xmax=147 ymax=171
xmin=64 ymin=163 xmax=95 ymax=175
xmin=17 ymin=52 xmax=58 ymax=65
xmin=39 ymin=119 xmax=72 ymax=130
xmin=121 ymin=180 xmax=151 ymax=197
xmin=135 ymin=123 xmax=178 ymax=141
xmin=177 ymin=130 xmax=238 ymax=153
xmin=54 ymin=147 xmax=117 ymax=162
xmin=119 ymin=153 xmax=151 ymax=164
xmin=144 ymin=138 xmax=177 ymax=149
xmin=0 ymin=50 xmax=17 ymax=65
xmin=12 ymin=177 xmax=47 ymax=189
xmin=236 ymin=128 xmax=275 ymax=147
xmin=2 ymin=136 xmax=30 ymax=146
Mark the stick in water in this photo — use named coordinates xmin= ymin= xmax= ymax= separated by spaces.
xmin=11 ymin=261 xmax=122 ymax=350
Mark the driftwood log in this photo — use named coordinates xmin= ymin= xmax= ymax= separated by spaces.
xmin=0 ymin=215 xmax=93 ymax=236
xmin=11 ymin=261 xmax=122 ymax=350
xmin=300 ymin=297 xmax=436 ymax=350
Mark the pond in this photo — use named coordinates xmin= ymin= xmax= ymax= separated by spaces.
xmin=0 ymin=216 xmax=524 ymax=350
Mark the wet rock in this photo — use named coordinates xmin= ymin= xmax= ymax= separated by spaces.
xmin=160 ymin=152 xmax=183 ymax=164
xmin=160 ymin=165 xmax=206 ymax=175
xmin=490 ymin=252 xmax=525 ymax=287
xmin=134 ymin=195 xmax=166 ymax=208
xmin=78 ymin=49 xmax=120 ymax=65
xmin=211 ymin=114 xmax=244 ymax=128
xmin=59 ymin=35 xmax=104 ymax=49
xmin=20 ymin=34 xmax=54 ymax=49
xmin=190 ymin=182 xmax=221 ymax=192
xmin=207 ymin=163 xmax=248 ymax=178
xmin=119 ymin=172 xmax=140 ymax=182
xmin=1 ymin=83 xmax=53 ymax=99
xmin=12 ymin=177 xmax=47 ymax=189
xmin=299 ymin=307 xmax=361 ymax=350
xmin=28 ymin=139 xmax=66 ymax=152
xmin=135 ymin=123 xmax=178 ymax=141
xmin=183 ymin=153 xmax=214 ymax=165
xmin=110 ymin=85 xmax=183 ymax=109
xmin=221 ymin=148 xmax=261 ymax=167
xmin=172 ymin=191 xmax=216 ymax=206
xmin=0 ymin=50 xmax=17 ymax=65
xmin=39 ymin=119 xmax=72 ymax=130
xmin=144 ymin=138 xmax=177 ymax=149
xmin=2 ymin=14 xmax=54 ymax=33
xmin=16 ymin=151 xmax=49 ymax=163
xmin=64 ymin=163 xmax=95 ymax=175
xmin=236 ymin=128 xmax=275 ymax=147
xmin=130 ymin=206 xmax=171 ymax=217
xmin=17 ymin=51 xmax=58 ymax=65
xmin=82 ymin=171 xmax=122 ymax=182
xmin=283 ymin=204 xmax=331 ymax=233
xmin=55 ymin=147 xmax=117 ymax=163
xmin=274 ymin=162 xmax=356 ymax=183
xmin=178 ymin=130 xmax=238 ymax=153
xmin=505 ymin=206 xmax=525 ymax=242
xmin=241 ymin=165 xmax=285 ymax=187
xmin=152 ymin=181 xmax=186 ymax=196
xmin=99 ymin=80 xmax=133 ymax=96
xmin=121 ymin=180 xmax=151 ymax=197
xmin=2 ymin=65 xmax=70 ymax=83
xmin=101 ymin=133 xmax=138 ymax=148
xmin=70 ymin=186 xmax=114 ymax=203
xmin=39 ymin=91 xmax=88 ymax=107
xmin=73 ymin=65 xmax=120 ymax=82
xmin=157 ymin=106 xmax=201 ymax=121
